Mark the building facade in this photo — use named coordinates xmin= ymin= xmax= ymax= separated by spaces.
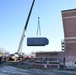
xmin=62 ymin=9 xmax=76 ymax=67
xmin=36 ymin=52 xmax=64 ymax=63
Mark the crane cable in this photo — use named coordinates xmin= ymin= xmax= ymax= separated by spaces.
xmin=37 ymin=0 xmax=41 ymax=36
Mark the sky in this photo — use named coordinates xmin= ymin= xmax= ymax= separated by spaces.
xmin=0 ymin=0 xmax=76 ymax=54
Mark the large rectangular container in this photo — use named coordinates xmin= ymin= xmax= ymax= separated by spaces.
xmin=27 ymin=37 xmax=49 ymax=46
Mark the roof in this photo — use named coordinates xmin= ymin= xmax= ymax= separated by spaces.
xmin=36 ymin=51 xmax=64 ymax=54
xmin=62 ymin=8 xmax=76 ymax=13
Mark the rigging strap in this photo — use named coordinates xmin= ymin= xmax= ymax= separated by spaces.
xmin=37 ymin=17 xmax=41 ymax=36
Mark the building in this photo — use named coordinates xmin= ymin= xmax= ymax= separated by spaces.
xmin=62 ymin=9 xmax=76 ymax=67
xmin=35 ymin=51 xmax=65 ymax=68
xmin=36 ymin=51 xmax=64 ymax=64
xmin=36 ymin=52 xmax=57 ymax=58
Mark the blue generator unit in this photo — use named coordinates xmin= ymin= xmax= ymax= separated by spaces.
xmin=27 ymin=37 xmax=49 ymax=46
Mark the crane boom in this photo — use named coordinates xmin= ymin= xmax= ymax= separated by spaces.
xmin=17 ymin=0 xmax=35 ymax=54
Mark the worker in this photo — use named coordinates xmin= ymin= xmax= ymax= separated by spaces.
xmin=0 ymin=55 xmax=2 ymax=63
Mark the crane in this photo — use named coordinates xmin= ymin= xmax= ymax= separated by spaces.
xmin=17 ymin=0 xmax=35 ymax=54
xmin=6 ymin=0 xmax=49 ymax=61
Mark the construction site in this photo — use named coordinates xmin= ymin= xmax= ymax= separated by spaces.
xmin=0 ymin=0 xmax=76 ymax=70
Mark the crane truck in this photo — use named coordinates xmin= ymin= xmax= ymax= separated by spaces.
xmin=6 ymin=0 xmax=35 ymax=61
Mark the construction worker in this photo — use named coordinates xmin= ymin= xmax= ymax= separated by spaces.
xmin=0 ymin=55 xmax=2 ymax=63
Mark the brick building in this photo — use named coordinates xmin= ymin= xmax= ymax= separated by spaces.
xmin=36 ymin=51 xmax=64 ymax=64
xmin=36 ymin=52 xmax=57 ymax=58
xmin=62 ymin=9 xmax=76 ymax=67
